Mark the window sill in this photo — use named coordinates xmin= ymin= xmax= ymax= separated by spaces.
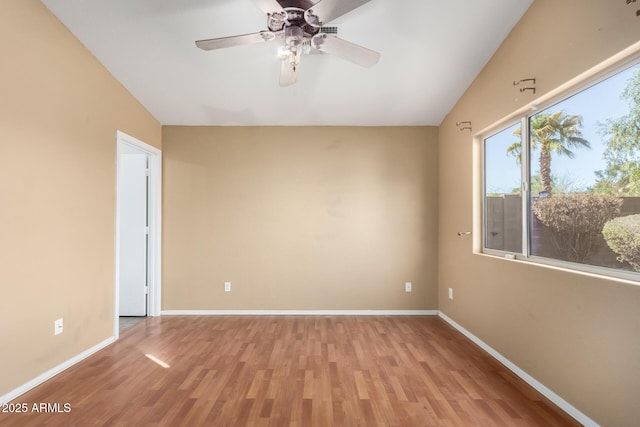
xmin=476 ymin=250 xmax=640 ymax=286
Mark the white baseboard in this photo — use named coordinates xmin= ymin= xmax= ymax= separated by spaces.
xmin=161 ymin=309 xmax=438 ymax=316
xmin=0 ymin=336 xmax=115 ymax=406
xmin=438 ymin=312 xmax=598 ymax=427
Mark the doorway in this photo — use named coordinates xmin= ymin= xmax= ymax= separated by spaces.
xmin=115 ymin=131 xmax=161 ymax=338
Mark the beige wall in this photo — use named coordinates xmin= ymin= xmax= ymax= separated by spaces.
xmin=162 ymin=126 xmax=438 ymax=310
xmin=439 ymin=1 xmax=640 ymax=426
xmin=0 ymin=0 xmax=160 ymax=397
xmin=5 ymin=1 xmax=639 ymax=425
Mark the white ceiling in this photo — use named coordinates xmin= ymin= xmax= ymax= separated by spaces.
xmin=41 ymin=0 xmax=532 ymax=126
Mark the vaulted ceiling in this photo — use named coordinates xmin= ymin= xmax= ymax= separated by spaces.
xmin=41 ymin=0 xmax=533 ymax=126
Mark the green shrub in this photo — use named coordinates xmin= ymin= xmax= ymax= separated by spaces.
xmin=533 ymin=193 xmax=622 ymax=263
xmin=602 ymin=214 xmax=640 ymax=271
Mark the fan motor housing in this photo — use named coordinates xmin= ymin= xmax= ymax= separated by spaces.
xmin=277 ymin=0 xmax=315 ymax=9
xmin=268 ymin=4 xmax=320 ymax=39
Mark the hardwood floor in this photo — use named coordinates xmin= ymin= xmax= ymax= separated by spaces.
xmin=0 ymin=316 xmax=580 ymax=426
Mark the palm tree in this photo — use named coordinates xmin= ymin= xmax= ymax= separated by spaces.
xmin=507 ymin=111 xmax=590 ymax=195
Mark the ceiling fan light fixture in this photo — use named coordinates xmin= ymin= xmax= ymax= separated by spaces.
xmin=260 ymin=31 xmax=276 ymax=42
xmin=311 ymin=33 xmax=326 ymax=49
xmin=267 ymin=11 xmax=287 ymax=31
xmin=195 ymin=0 xmax=380 ymax=86
xmin=304 ymin=9 xmax=321 ymax=27
xmin=277 ymin=45 xmax=291 ymax=59
xmin=284 ymin=25 xmax=304 ymax=46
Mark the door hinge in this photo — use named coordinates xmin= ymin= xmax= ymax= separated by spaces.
xmin=145 ymin=168 xmax=150 ymax=176
xmin=145 ymin=286 xmax=149 ymax=294
xmin=145 ymin=226 xmax=150 ymax=235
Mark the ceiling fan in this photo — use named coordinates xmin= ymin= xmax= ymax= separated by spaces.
xmin=195 ymin=0 xmax=380 ymax=86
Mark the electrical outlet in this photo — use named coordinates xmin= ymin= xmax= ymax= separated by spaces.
xmin=405 ymin=282 xmax=412 ymax=292
xmin=448 ymin=288 xmax=454 ymax=300
xmin=54 ymin=318 xmax=63 ymax=335
xmin=224 ymin=282 xmax=231 ymax=292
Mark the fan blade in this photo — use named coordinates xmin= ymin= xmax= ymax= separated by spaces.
xmin=280 ymin=48 xmax=302 ymax=86
xmin=254 ymin=0 xmax=285 ymax=14
xmin=304 ymin=0 xmax=371 ymax=26
xmin=196 ymin=31 xmax=275 ymax=51
xmin=279 ymin=58 xmax=297 ymax=87
xmin=311 ymin=34 xmax=380 ymax=67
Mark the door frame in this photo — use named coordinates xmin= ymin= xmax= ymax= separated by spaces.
xmin=114 ymin=131 xmax=162 ymax=338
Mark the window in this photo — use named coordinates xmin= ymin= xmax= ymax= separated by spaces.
xmin=484 ymin=123 xmax=523 ymax=253
xmin=482 ymin=59 xmax=640 ymax=279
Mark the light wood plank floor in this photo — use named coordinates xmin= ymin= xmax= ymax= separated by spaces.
xmin=1 ymin=316 xmax=580 ymax=426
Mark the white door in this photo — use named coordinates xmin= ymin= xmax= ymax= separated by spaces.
xmin=118 ymin=153 xmax=148 ymax=316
